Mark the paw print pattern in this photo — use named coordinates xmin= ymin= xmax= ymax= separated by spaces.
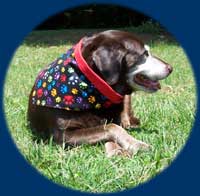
xmin=42 ymin=82 xmax=47 ymax=88
xmin=82 ymin=91 xmax=88 ymax=98
xmin=49 ymin=68 xmax=54 ymax=74
xmin=76 ymin=97 xmax=83 ymax=104
xmin=79 ymin=82 xmax=88 ymax=90
xmin=68 ymin=75 xmax=78 ymax=85
xmin=63 ymin=58 xmax=71 ymax=66
xmin=55 ymin=96 xmax=61 ymax=103
xmin=54 ymin=72 xmax=60 ymax=80
xmin=41 ymin=100 xmax=46 ymax=106
xmin=43 ymin=71 xmax=49 ymax=79
xmin=47 ymin=84 xmax=52 ymax=91
xmin=60 ymin=74 xmax=67 ymax=82
xmin=63 ymin=95 xmax=74 ymax=105
xmin=32 ymin=45 xmax=114 ymax=110
xmin=95 ymin=103 xmax=101 ymax=109
xmin=44 ymin=90 xmax=48 ymax=96
xmin=48 ymin=75 xmax=53 ymax=83
xmin=57 ymin=59 xmax=63 ymax=65
xmin=71 ymin=88 xmax=78 ymax=95
xmin=88 ymin=96 xmax=96 ymax=103
xmin=61 ymin=67 xmax=65 ymax=73
xmin=51 ymin=88 xmax=57 ymax=97
xmin=60 ymin=84 xmax=68 ymax=94
xmin=36 ymin=79 xmax=42 ymax=88
xmin=37 ymin=88 xmax=43 ymax=98
xmin=67 ymin=67 xmax=75 ymax=73
xmin=54 ymin=65 xmax=60 ymax=72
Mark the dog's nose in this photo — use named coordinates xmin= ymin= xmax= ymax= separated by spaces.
xmin=166 ymin=64 xmax=173 ymax=74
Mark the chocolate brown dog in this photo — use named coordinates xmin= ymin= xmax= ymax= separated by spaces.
xmin=28 ymin=30 xmax=172 ymax=157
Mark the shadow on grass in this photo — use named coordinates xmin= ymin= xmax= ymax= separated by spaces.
xmin=129 ymin=127 xmax=159 ymax=134
xmin=22 ymin=28 xmax=179 ymax=47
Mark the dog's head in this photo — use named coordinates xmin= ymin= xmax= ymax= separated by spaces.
xmin=82 ymin=30 xmax=172 ymax=95
xmin=126 ymin=44 xmax=173 ymax=93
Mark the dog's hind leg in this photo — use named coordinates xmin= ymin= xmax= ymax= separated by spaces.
xmin=54 ymin=123 xmax=150 ymax=156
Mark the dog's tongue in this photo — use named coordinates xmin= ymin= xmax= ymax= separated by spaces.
xmin=134 ymin=74 xmax=161 ymax=90
xmin=148 ymin=80 xmax=161 ymax=89
xmin=140 ymin=76 xmax=161 ymax=89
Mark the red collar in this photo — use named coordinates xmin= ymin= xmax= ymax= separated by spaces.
xmin=74 ymin=39 xmax=123 ymax=104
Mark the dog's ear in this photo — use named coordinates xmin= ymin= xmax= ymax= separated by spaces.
xmin=82 ymin=33 xmax=102 ymax=52
xmin=92 ymin=46 xmax=126 ymax=85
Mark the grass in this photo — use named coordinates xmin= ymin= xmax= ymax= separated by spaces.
xmin=3 ymin=27 xmax=196 ymax=193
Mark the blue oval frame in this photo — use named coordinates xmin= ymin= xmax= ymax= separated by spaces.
xmin=0 ymin=0 xmax=199 ymax=195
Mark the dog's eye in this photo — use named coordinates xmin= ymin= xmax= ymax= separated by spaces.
xmin=143 ymin=50 xmax=149 ymax=57
xmin=135 ymin=55 xmax=146 ymax=66
xmin=136 ymin=51 xmax=149 ymax=65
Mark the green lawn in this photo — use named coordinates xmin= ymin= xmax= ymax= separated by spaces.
xmin=3 ymin=28 xmax=196 ymax=193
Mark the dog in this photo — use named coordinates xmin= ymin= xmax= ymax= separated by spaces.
xmin=28 ymin=30 xmax=172 ymax=157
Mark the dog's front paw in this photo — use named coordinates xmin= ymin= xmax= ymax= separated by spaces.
xmin=107 ymin=123 xmax=150 ymax=157
xmin=120 ymin=114 xmax=131 ymax=129
xmin=105 ymin=142 xmax=131 ymax=158
xmin=120 ymin=114 xmax=140 ymax=129
xmin=127 ymin=140 xmax=150 ymax=156
xmin=122 ymin=137 xmax=150 ymax=156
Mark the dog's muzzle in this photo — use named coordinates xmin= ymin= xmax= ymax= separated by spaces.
xmin=127 ymin=54 xmax=173 ymax=92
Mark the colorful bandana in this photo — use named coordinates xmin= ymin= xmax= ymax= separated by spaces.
xmin=31 ymin=39 xmax=123 ymax=111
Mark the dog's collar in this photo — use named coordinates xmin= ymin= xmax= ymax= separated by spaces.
xmin=74 ymin=39 xmax=123 ymax=104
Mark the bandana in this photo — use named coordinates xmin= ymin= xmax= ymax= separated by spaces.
xmin=31 ymin=39 xmax=123 ymax=111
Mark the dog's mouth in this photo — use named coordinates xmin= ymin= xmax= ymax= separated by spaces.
xmin=134 ymin=74 xmax=161 ymax=91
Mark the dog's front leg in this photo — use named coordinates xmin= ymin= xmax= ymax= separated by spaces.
xmin=120 ymin=95 xmax=140 ymax=129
